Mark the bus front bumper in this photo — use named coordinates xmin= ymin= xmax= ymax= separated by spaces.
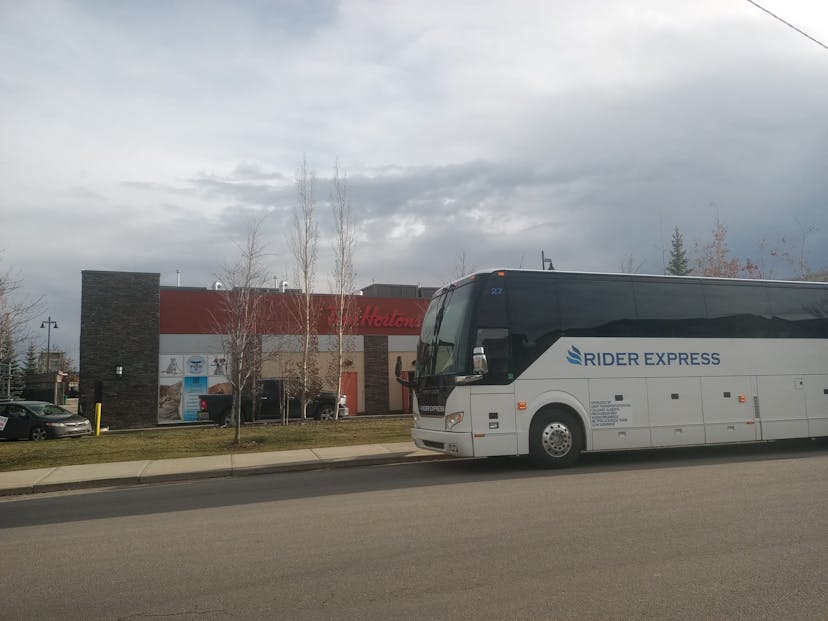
xmin=412 ymin=427 xmax=475 ymax=457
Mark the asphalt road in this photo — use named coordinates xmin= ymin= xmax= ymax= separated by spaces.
xmin=1 ymin=440 xmax=826 ymax=620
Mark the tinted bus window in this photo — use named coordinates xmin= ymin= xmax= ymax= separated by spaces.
xmin=557 ymin=277 xmax=636 ymax=336
xmin=507 ymin=274 xmax=561 ymax=376
xmin=634 ymin=280 xmax=706 ymax=318
xmin=704 ymin=283 xmax=772 ymax=337
xmin=473 ymin=275 xmax=512 ymax=382
xmin=634 ymin=279 xmax=706 ymax=337
xmin=474 ymin=275 xmax=509 ymax=328
xmin=767 ymin=286 xmax=828 ymax=338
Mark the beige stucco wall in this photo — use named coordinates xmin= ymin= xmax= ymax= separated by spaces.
xmin=262 ymin=351 xmax=365 ymax=414
xmin=259 ymin=348 xmax=416 ymax=413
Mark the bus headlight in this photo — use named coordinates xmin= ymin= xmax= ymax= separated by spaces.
xmin=445 ymin=411 xmax=464 ymax=430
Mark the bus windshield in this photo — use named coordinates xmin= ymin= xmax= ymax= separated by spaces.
xmin=416 ymin=281 xmax=476 ymax=378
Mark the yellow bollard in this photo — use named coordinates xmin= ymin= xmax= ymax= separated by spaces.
xmin=95 ymin=403 xmax=102 ymax=436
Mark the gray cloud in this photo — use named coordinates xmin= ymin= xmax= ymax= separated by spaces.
xmin=1 ymin=0 xmax=827 ymax=360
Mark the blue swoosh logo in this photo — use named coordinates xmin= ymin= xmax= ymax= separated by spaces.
xmin=566 ymin=345 xmax=582 ymax=365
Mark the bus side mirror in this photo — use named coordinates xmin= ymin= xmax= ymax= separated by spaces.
xmin=472 ymin=346 xmax=488 ymax=374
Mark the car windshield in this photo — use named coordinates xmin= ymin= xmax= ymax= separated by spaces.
xmin=27 ymin=403 xmax=72 ymax=417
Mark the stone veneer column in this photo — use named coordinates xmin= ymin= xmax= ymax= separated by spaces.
xmin=363 ymin=335 xmax=389 ymax=415
xmin=79 ymin=271 xmax=160 ymax=428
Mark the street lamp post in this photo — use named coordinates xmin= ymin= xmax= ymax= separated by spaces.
xmin=40 ymin=316 xmax=58 ymax=372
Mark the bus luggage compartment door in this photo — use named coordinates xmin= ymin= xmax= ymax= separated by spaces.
xmin=470 ymin=390 xmax=517 ymax=456
xmin=806 ymin=375 xmax=828 ymax=437
xmin=701 ymin=376 xmax=759 ymax=444
xmin=589 ymin=378 xmax=651 ymax=450
xmin=756 ymin=375 xmax=809 ymax=440
xmin=647 ymin=377 xmax=705 ymax=447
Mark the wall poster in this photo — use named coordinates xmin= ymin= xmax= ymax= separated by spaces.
xmin=158 ymin=353 xmax=231 ymax=424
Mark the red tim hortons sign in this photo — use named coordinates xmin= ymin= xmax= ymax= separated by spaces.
xmin=326 ymin=302 xmax=424 ymax=332
xmin=160 ymin=289 xmax=429 ymax=336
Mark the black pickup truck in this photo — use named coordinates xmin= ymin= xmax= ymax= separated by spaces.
xmin=198 ymin=378 xmax=348 ymax=426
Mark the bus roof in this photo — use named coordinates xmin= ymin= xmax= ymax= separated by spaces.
xmin=433 ymin=268 xmax=828 ymax=299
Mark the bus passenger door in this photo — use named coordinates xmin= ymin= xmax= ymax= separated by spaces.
xmin=470 ymin=327 xmax=517 ymax=456
xmin=470 ymin=387 xmax=517 ymax=456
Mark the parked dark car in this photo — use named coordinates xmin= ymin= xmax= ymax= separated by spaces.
xmin=0 ymin=400 xmax=92 ymax=441
xmin=199 ymin=378 xmax=349 ymax=426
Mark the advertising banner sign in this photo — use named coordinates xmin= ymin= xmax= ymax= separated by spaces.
xmin=158 ymin=353 xmax=230 ymax=424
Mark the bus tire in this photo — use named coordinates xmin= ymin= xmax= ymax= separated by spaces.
xmin=529 ymin=408 xmax=582 ymax=468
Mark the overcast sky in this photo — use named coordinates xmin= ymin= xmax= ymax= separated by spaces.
xmin=2 ymin=0 xmax=827 ymax=361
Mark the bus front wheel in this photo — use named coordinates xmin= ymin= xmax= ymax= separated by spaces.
xmin=529 ymin=409 xmax=583 ymax=468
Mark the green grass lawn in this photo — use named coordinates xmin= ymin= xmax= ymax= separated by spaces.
xmin=0 ymin=418 xmax=414 ymax=472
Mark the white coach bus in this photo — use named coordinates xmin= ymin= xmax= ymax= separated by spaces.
xmin=402 ymin=269 xmax=828 ymax=467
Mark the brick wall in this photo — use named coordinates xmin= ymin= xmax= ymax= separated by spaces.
xmin=363 ymin=335 xmax=388 ymax=415
xmin=79 ymin=271 xmax=160 ymax=428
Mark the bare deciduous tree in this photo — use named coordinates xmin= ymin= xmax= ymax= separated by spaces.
xmin=1 ymin=259 xmax=41 ymax=401
xmin=0 ymin=258 xmax=41 ymax=364
xmin=328 ymin=160 xmax=357 ymax=419
xmin=776 ymin=219 xmax=817 ymax=280
xmin=212 ymin=219 xmax=269 ymax=444
xmin=619 ymin=253 xmax=645 ymax=274
xmin=289 ymin=156 xmax=321 ymax=421
xmin=694 ymin=215 xmax=745 ymax=278
xmin=745 ymin=220 xmax=820 ymax=281
xmin=1 ymin=333 xmax=23 ymax=399
xmin=453 ymin=249 xmax=475 ymax=280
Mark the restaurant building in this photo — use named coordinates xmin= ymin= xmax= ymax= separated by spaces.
xmin=79 ymin=271 xmax=435 ymax=429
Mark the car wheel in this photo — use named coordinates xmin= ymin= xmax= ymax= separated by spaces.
xmin=30 ymin=426 xmax=48 ymax=441
xmin=314 ymin=404 xmax=336 ymax=421
xmin=528 ymin=408 xmax=582 ymax=468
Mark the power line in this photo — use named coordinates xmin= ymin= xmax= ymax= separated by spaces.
xmin=744 ymin=0 xmax=828 ymax=52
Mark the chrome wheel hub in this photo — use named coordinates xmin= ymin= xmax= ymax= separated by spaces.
xmin=541 ymin=422 xmax=572 ymax=458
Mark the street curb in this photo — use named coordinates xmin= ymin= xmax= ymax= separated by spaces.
xmin=1 ymin=452 xmax=453 ymax=497
xmin=0 ymin=485 xmax=38 ymax=497
xmin=0 ymin=467 xmax=58 ymax=497
xmin=32 ymin=477 xmax=152 ymax=495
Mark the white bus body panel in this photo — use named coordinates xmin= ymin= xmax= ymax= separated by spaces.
xmin=413 ymin=337 xmax=827 ymax=459
xmin=757 ymin=375 xmax=809 ymax=440
xmin=588 ymin=378 xmax=651 ymax=450
xmin=700 ymin=376 xmax=758 ymax=443
xmin=411 ymin=385 xmax=477 ymax=457
xmin=411 ymin=382 xmax=521 ymax=457
xmin=470 ymin=385 xmax=517 ymax=456
xmin=806 ymin=375 xmax=828 ymax=436
xmin=647 ymin=377 xmax=706 ymax=447
xmin=516 ymin=337 xmax=827 ymax=451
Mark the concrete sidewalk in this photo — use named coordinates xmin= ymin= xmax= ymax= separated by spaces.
xmin=0 ymin=442 xmax=449 ymax=497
